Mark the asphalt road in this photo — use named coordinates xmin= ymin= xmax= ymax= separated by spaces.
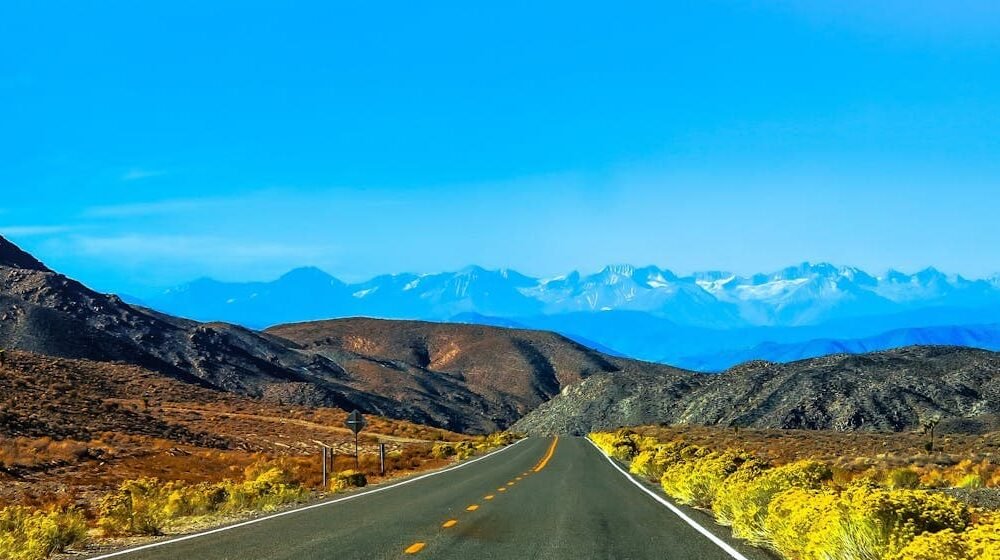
xmin=88 ymin=437 xmax=774 ymax=560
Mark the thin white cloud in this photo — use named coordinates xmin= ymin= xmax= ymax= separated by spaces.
xmin=84 ymin=198 xmax=223 ymax=218
xmin=0 ymin=225 xmax=75 ymax=237
xmin=121 ymin=168 xmax=167 ymax=182
xmin=68 ymin=234 xmax=335 ymax=264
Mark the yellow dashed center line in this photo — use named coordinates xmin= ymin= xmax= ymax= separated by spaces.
xmin=404 ymin=438 xmax=562 ymax=555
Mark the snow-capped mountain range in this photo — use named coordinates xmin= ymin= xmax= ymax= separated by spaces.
xmin=141 ymin=263 xmax=1000 ymax=370
xmin=146 ymin=262 xmax=1000 ymax=329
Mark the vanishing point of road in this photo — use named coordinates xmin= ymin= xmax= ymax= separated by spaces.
xmin=87 ymin=437 xmax=773 ymax=560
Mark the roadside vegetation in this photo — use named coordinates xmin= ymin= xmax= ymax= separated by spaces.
xmin=0 ymin=349 xmax=520 ymax=559
xmin=0 ymin=431 xmax=516 ymax=559
xmin=591 ymin=428 xmax=1000 ymax=560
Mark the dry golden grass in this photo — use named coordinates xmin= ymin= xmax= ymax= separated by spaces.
xmin=632 ymin=424 xmax=999 ymax=472
xmin=0 ymin=351 xmax=471 ymax=512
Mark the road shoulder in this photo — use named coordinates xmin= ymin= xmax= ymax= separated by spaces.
xmin=584 ymin=437 xmax=779 ymax=560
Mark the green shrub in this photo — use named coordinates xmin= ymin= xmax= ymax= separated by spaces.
xmin=886 ymin=468 xmax=922 ymax=489
xmin=956 ymin=474 xmax=983 ymax=489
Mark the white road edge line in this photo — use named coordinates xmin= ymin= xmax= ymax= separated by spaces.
xmin=585 ymin=437 xmax=750 ymax=560
xmin=87 ymin=438 xmax=528 ymax=559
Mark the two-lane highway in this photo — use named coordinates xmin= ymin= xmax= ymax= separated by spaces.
xmin=88 ymin=437 xmax=772 ymax=559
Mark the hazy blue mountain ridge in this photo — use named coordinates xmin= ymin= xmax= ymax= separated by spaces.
xmin=145 ymin=263 xmax=1000 ymax=367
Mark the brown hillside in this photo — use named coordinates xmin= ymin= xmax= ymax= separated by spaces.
xmin=267 ymin=318 xmax=687 ymax=431
xmin=0 ymin=350 xmax=465 ymax=507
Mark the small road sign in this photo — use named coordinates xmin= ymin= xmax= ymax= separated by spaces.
xmin=345 ymin=410 xmax=367 ymax=434
xmin=345 ymin=410 xmax=366 ymax=469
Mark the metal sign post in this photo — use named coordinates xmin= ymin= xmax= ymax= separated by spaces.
xmin=345 ymin=410 xmax=367 ymax=470
xmin=313 ymin=440 xmax=333 ymax=489
xmin=379 ymin=442 xmax=386 ymax=476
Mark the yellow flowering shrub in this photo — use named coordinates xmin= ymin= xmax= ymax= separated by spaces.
xmin=98 ymin=462 xmax=307 ymax=536
xmin=713 ymin=459 xmax=832 ymax=544
xmin=660 ymin=450 xmax=756 ymax=508
xmin=161 ymin=481 xmax=227 ymax=518
xmin=590 ymin=430 xmax=653 ymax=462
xmin=629 ymin=440 xmax=707 ymax=480
xmin=431 ymin=441 xmax=457 ymax=459
xmin=0 ymin=506 xmax=87 ymax=560
xmin=831 ymin=486 xmax=970 ymax=560
xmin=97 ymin=477 xmax=169 ymax=536
xmin=330 ymin=470 xmax=368 ymax=492
xmin=592 ymin=429 xmax=998 ymax=560
xmin=965 ymin=517 xmax=1000 ymax=560
xmin=483 ymin=431 xmax=517 ymax=447
xmin=888 ymin=517 xmax=1000 ymax=560
xmin=764 ymin=488 xmax=840 ymax=560
xmin=890 ymin=529 xmax=971 ymax=560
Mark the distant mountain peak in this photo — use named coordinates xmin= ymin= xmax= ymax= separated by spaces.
xmin=278 ymin=266 xmax=342 ymax=286
xmin=597 ymin=264 xmax=638 ymax=281
xmin=914 ymin=266 xmax=947 ymax=282
xmin=0 ymin=235 xmax=51 ymax=272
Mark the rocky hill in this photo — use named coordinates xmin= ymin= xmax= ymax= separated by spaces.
xmin=513 ymin=346 xmax=1000 ymax=435
xmin=0 ymin=235 xmax=677 ymax=433
xmin=266 ymin=318 xmax=687 ymax=433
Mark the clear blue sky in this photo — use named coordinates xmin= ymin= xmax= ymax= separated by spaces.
xmin=2 ymin=1 xmax=999 ymax=295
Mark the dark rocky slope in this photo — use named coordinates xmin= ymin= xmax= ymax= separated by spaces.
xmin=513 ymin=345 xmax=1000 ymax=435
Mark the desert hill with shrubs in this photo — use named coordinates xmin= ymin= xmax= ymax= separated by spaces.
xmin=515 ymin=346 xmax=1000 ymax=435
xmin=266 ymin=317 xmax=689 ymax=431
xmin=0 ymin=350 xmax=465 ymax=503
